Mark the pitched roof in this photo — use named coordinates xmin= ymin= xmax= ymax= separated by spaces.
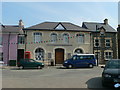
xmin=1 ymin=25 xmax=21 ymax=33
xmin=82 ymin=22 xmax=117 ymax=32
xmin=24 ymin=22 xmax=90 ymax=32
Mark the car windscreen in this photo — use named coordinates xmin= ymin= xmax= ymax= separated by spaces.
xmin=106 ymin=60 xmax=120 ymax=69
xmin=29 ymin=59 xmax=36 ymax=62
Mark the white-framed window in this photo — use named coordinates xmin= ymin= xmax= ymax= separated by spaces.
xmin=94 ymin=39 xmax=100 ymax=47
xmin=105 ymin=39 xmax=111 ymax=47
xmin=35 ymin=48 xmax=44 ymax=60
xmin=51 ymin=33 xmax=57 ymax=43
xmin=34 ymin=32 xmax=42 ymax=43
xmin=105 ymin=52 xmax=113 ymax=60
xmin=18 ymin=35 xmax=25 ymax=44
xmin=63 ymin=33 xmax=69 ymax=44
xmin=76 ymin=34 xmax=84 ymax=44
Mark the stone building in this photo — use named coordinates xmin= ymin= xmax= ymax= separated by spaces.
xmin=18 ymin=22 xmax=93 ymax=65
xmin=82 ymin=19 xmax=118 ymax=64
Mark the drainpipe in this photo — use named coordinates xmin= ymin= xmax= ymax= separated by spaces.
xmin=24 ymin=30 xmax=27 ymax=52
xmin=7 ymin=32 xmax=11 ymax=66
xmin=96 ymin=25 xmax=99 ymax=66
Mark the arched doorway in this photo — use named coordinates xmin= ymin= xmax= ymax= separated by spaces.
xmin=35 ymin=48 xmax=44 ymax=60
xmin=55 ymin=48 xmax=64 ymax=64
xmin=74 ymin=48 xmax=83 ymax=54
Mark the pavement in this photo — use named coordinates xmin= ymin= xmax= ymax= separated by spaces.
xmin=1 ymin=64 xmax=105 ymax=69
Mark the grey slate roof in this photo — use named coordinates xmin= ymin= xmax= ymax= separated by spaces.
xmin=1 ymin=25 xmax=21 ymax=33
xmin=25 ymin=22 xmax=90 ymax=32
xmin=82 ymin=22 xmax=117 ymax=32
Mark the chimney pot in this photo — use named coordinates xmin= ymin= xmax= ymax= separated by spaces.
xmin=104 ymin=19 xmax=108 ymax=25
xmin=19 ymin=19 xmax=24 ymax=26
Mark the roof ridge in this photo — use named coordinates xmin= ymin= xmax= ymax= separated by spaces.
xmin=83 ymin=22 xmax=103 ymax=24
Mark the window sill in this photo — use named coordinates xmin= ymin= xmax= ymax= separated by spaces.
xmin=47 ymin=43 xmax=72 ymax=46
xmin=105 ymin=59 xmax=112 ymax=60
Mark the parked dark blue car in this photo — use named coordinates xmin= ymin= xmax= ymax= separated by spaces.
xmin=63 ymin=54 xmax=96 ymax=68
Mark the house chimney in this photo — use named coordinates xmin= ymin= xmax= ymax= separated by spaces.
xmin=104 ymin=19 xmax=108 ymax=25
xmin=19 ymin=19 xmax=24 ymax=27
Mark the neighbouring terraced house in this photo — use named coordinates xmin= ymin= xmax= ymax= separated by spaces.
xmin=82 ymin=19 xmax=118 ymax=64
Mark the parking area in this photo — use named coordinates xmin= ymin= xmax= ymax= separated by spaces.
xmin=1 ymin=66 xmax=110 ymax=88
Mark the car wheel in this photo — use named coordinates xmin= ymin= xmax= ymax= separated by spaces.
xmin=19 ymin=66 xmax=24 ymax=69
xmin=37 ymin=66 xmax=42 ymax=69
xmin=68 ymin=65 xmax=73 ymax=69
xmin=89 ymin=64 xmax=93 ymax=68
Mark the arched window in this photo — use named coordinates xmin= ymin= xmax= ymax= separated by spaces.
xmin=74 ymin=49 xmax=83 ymax=54
xmin=35 ymin=48 xmax=44 ymax=60
xmin=76 ymin=34 xmax=84 ymax=44
xmin=33 ymin=32 xmax=42 ymax=43
xmin=63 ymin=33 xmax=69 ymax=44
xmin=51 ymin=33 xmax=57 ymax=43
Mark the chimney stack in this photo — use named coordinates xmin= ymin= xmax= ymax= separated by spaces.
xmin=19 ymin=19 xmax=24 ymax=27
xmin=104 ymin=19 xmax=108 ymax=25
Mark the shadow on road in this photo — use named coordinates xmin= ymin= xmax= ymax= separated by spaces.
xmin=56 ymin=66 xmax=93 ymax=69
xmin=10 ymin=68 xmax=43 ymax=70
xmin=86 ymin=77 xmax=114 ymax=89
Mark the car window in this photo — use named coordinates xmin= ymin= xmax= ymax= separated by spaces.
xmin=79 ymin=55 xmax=94 ymax=60
xmin=29 ymin=59 xmax=35 ymax=62
xmin=73 ymin=55 xmax=79 ymax=60
xmin=106 ymin=60 xmax=120 ymax=69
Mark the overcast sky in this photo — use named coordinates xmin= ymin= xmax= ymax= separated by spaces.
xmin=2 ymin=1 xmax=118 ymax=29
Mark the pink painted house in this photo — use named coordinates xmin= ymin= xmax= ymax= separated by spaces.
xmin=0 ymin=20 xmax=24 ymax=65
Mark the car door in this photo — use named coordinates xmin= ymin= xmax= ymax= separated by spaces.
xmin=23 ymin=59 xmax=30 ymax=67
xmin=79 ymin=55 xmax=89 ymax=67
xmin=73 ymin=55 xmax=81 ymax=67
xmin=28 ymin=59 xmax=37 ymax=67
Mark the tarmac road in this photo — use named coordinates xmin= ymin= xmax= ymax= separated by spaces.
xmin=1 ymin=66 xmax=109 ymax=88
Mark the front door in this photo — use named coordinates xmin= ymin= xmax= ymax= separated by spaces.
xmin=55 ymin=48 xmax=64 ymax=64
xmin=17 ymin=49 xmax=24 ymax=62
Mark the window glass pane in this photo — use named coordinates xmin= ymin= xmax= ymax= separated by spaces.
xmin=105 ymin=52 xmax=112 ymax=59
xmin=0 ymin=35 xmax=2 ymax=45
xmin=18 ymin=35 xmax=25 ymax=44
xmin=106 ymin=39 xmax=110 ymax=47
xmin=76 ymin=34 xmax=84 ymax=43
xmin=34 ymin=33 xmax=42 ymax=42
xmin=0 ymin=53 xmax=3 ymax=61
xmin=63 ymin=34 xmax=69 ymax=43
xmin=51 ymin=33 xmax=57 ymax=43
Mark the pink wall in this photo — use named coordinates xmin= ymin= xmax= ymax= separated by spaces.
xmin=3 ymin=34 xmax=9 ymax=64
xmin=3 ymin=33 xmax=18 ymax=64
xmin=9 ymin=34 xmax=18 ymax=60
